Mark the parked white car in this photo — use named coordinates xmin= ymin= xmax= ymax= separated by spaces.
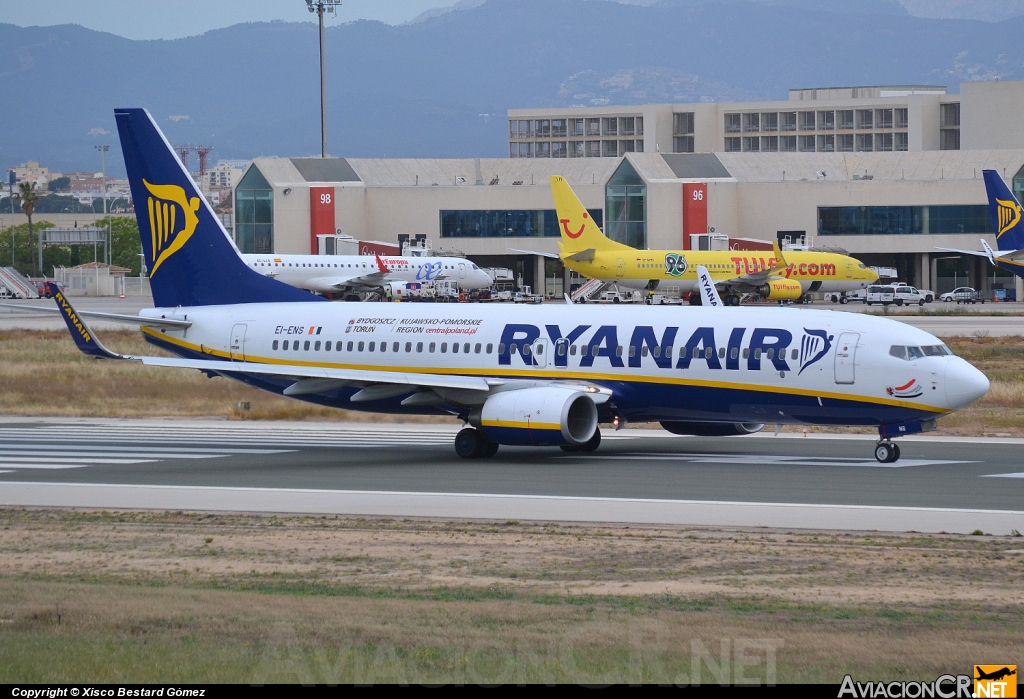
xmin=940 ymin=287 xmax=984 ymax=304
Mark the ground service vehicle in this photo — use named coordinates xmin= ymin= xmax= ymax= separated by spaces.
xmin=865 ymin=285 xmax=896 ymax=306
xmin=30 ymin=108 xmax=991 ymax=465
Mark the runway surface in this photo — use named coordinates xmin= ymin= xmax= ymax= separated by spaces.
xmin=0 ymin=419 xmax=1021 ymax=534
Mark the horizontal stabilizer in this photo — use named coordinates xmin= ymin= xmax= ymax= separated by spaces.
xmin=0 ymin=303 xmax=192 ymax=329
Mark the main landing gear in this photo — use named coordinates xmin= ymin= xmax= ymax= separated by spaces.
xmin=455 ymin=427 xmax=499 ymax=459
xmin=874 ymin=441 xmax=901 ymax=463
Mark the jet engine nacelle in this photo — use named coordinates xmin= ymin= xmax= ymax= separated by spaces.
xmin=758 ymin=279 xmax=803 ymax=300
xmin=474 ymin=387 xmax=598 ymax=446
xmin=660 ymin=421 xmax=765 ymax=437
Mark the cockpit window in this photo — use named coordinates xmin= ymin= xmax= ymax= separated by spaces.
xmin=858 ymin=264 xmax=867 ymax=269
xmin=891 ymin=344 xmax=951 ymax=360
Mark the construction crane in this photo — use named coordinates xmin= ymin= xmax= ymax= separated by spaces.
xmin=175 ymin=144 xmax=214 ymax=176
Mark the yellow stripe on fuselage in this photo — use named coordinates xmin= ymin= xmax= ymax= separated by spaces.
xmin=140 ymin=327 xmax=948 ymax=414
xmin=482 ymin=419 xmax=561 ymax=431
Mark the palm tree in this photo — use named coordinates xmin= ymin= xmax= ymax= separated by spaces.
xmin=13 ymin=181 xmax=40 ymax=275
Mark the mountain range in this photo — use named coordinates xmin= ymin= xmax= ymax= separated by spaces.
xmin=3 ymin=0 xmax=1024 ymax=175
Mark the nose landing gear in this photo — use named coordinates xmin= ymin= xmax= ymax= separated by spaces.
xmin=874 ymin=441 xmax=901 ymax=463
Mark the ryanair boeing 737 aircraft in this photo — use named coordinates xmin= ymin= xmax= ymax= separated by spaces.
xmin=38 ymin=109 xmax=991 ymax=463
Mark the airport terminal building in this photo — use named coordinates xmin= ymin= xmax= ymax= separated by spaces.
xmin=235 ymin=80 xmax=1024 ymax=299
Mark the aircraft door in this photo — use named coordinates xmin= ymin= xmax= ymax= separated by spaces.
xmin=834 ymin=332 xmax=859 ymax=384
xmin=845 ymin=262 xmax=853 ymax=279
xmin=616 ymin=258 xmax=625 ymax=277
xmin=532 ymin=339 xmax=550 ymax=368
xmin=458 ymin=263 xmax=466 ymax=280
xmin=230 ymin=323 xmax=248 ymax=361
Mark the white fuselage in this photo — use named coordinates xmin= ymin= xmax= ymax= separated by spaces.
xmin=241 ymin=254 xmax=493 ymax=293
xmin=139 ymin=302 xmax=987 ymax=426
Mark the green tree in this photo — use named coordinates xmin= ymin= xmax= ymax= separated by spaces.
xmin=13 ymin=181 xmax=41 ymax=275
xmin=96 ymin=216 xmax=143 ymax=275
xmin=0 ymin=221 xmax=53 ymax=276
xmin=47 ymin=176 xmax=71 ymax=192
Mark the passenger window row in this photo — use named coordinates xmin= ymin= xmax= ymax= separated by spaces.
xmin=272 ymin=339 xmax=494 ymax=355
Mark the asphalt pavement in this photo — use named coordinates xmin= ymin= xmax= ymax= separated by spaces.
xmin=1 ymin=419 xmax=1021 ymax=534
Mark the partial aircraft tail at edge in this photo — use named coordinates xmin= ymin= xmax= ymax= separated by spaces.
xmin=983 ymin=169 xmax=1024 ymax=252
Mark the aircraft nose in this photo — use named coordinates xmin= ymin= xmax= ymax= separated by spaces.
xmin=944 ymin=358 xmax=989 ymax=409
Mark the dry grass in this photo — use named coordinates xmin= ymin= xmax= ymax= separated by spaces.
xmin=0 ymin=330 xmax=457 ymax=423
xmin=2 ymin=508 xmax=1022 ymax=683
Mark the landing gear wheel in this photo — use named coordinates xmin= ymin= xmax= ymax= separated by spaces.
xmin=455 ymin=427 xmax=485 ymax=459
xmin=840 ymin=296 xmax=848 ymax=305
xmin=481 ymin=441 xmax=499 ymax=458
xmin=874 ymin=442 xmax=900 ymax=463
xmin=579 ymin=428 xmax=602 ymax=452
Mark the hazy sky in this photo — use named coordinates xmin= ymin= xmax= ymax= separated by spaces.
xmin=0 ymin=1 xmax=460 ymax=40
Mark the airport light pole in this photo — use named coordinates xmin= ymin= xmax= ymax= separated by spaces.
xmin=95 ymin=145 xmax=110 ymax=265
xmin=305 ymin=0 xmax=341 ymax=158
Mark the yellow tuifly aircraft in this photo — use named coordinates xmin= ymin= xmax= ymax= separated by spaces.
xmin=544 ymin=175 xmax=878 ymax=305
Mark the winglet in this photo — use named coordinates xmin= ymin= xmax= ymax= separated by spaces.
xmin=375 ymin=254 xmax=390 ymax=274
xmin=50 ymin=283 xmax=131 ymax=360
xmin=980 ymin=239 xmax=997 ymax=265
xmin=695 ymin=265 xmax=723 ymax=307
xmin=772 ymin=241 xmax=790 ymax=273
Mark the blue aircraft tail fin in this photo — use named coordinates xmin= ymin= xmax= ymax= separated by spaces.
xmin=982 ymin=170 xmax=1024 ymax=252
xmin=114 ymin=108 xmax=325 ymax=308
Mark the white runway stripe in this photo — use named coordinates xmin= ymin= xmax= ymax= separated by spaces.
xmin=0 ymin=456 xmax=154 ymax=465
xmin=0 ymin=450 xmax=227 ymax=460
xmin=0 ymin=464 xmax=92 ymax=469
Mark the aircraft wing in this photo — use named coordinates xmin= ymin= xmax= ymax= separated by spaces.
xmin=0 ymin=302 xmax=192 ymax=329
xmin=301 ymin=272 xmax=389 ymax=293
xmin=718 ymin=241 xmax=790 ymax=288
xmin=935 ymin=246 xmax=993 ymax=258
xmin=142 ymin=356 xmax=495 ymax=393
xmin=508 ymin=248 xmax=560 ymax=259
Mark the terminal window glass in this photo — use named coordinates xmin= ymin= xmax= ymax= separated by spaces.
xmin=780 ymin=112 xmax=797 ymax=131
xmin=818 ymin=206 xmax=991 ymax=236
xmin=1012 ymin=164 xmax=1024 ymax=203
xmin=673 ymin=112 xmax=695 ymax=135
xmin=799 ymin=111 xmax=815 ymax=130
xmin=674 ymin=135 xmax=694 ymax=153
xmin=606 ymin=159 xmax=646 ymax=249
xmin=725 ymin=113 xmax=741 ymax=133
xmin=894 ymin=132 xmax=908 ymax=151
xmin=235 ymin=166 xmax=273 ymax=254
xmin=440 ymin=209 xmax=602 ymax=238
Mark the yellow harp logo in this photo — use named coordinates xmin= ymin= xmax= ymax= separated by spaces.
xmin=144 ymin=179 xmax=201 ymax=276
xmin=996 ymin=198 xmax=1022 ymax=238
